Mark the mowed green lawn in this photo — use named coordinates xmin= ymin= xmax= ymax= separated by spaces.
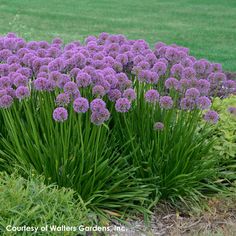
xmin=0 ymin=0 xmax=235 ymax=71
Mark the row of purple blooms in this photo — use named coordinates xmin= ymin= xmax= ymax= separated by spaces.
xmin=0 ymin=32 xmax=235 ymax=126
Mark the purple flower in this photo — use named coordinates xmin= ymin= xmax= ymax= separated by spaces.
xmin=55 ymin=93 xmax=70 ymax=106
xmin=90 ymin=98 xmax=106 ymax=112
xmin=53 ymin=107 xmax=68 ymax=122
xmin=115 ymin=98 xmax=131 ymax=112
xmin=64 ymin=81 xmax=78 ymax=94
xmin=34 ymin=77 xmax=48 ymax=91
xmin=76 ymin=72 xmax=91 ymax=88
xmin=182 ymin=67 xmax=196 ymax=80
xmin=185 ymin=88 xmax=200 ymax=100
xmin=152 ymin=62 xmax=167 ymax=76
xmin=0 ymin=95 xmax=13 ymax=108
xmin=0 ymin=76 xmax=11 ymax=89
xmin=228 ymin=107 xmax=236 ymax=116
xmin=14 ymin=74 xmax=28 ymax=87
xmin=153 ymin=122 xmax=164 ymax=131
xmin=92 ymin=85 xmax=106 ymax=97
xmin=91 ymin=108 xmax=110 ymax=125
xmin=170 ymin=63 xmax=183 ymax=78
xmin=108 ymin=89 xmax=121 ymax=102
xmin=165 ymin=77 xmax=179 ymax=90
xmin=196 ymin=96 xmax=212 ymax=110
xmin=197 ymin=79 xmax=210 ymax=95
xmin=73 ymin=97 xmax=89 ymax=113
xmin=204 ymin=110 xmax=219 ymax=124
xmin=180 ymin=97 xmax=196 ymax=110
xmin=159 ymin=96 xmax=173 ymax=109
xmin=15 ymin=86 xmax=30 ymax=99
xmin=145 ymin=89 xmax=159 ymax=103
xmin=123 ymin=88 xmax=136 ymax=101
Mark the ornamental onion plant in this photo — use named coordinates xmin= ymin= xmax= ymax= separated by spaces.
xmin=0 ymin=32 xmax=235 ymax=213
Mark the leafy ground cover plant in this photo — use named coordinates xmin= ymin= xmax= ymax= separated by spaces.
xmin=0 ymin=32 xmax=235 ymax=214
xmin=0 ymin=171 xmax=90 ymax=236
xmin=211 ymin=95 xmax=236 ymax=183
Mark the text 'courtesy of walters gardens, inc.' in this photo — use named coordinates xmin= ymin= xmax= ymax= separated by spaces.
xmin=5 ymin=225 xmax=127 ymax=233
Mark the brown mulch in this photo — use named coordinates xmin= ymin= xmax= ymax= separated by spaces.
xmin=109 ymin=196 xmax=236 ymax=236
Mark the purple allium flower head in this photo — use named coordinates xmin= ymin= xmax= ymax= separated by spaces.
xmin=196 ymin=96 xmax=212 ymax=110
xmin=165 ymin=47 xmax=179 ymax=62
xmin=55 ymin=93 xmax=70 ymax=106
xmin=14 ymin=74 xmax=28 ymax=87
xmin=17 ymin=67 xmax=32 ymax=78
xmin=34 ymin=77 xmax=48 ymax=91
xmin=90 ymin=98 xmax=106 ymax=112
xmin=152 ymin=62 xmax=167 ymax=76
xmin=76 ymin=72 xmax=91 ymax=88
xmin=123 ymin=88 xmax=136 ymax=101
xmin=70 ymin=68 xmax=81 ymax=78
xmin=197 ymin=79 xmax=210 ymax=95
xmin=53 ymin=107 xmax=68 ymax=122
xmin=115 ymin=98 xmax=131 ymax=112
xmin=15 ymin=86 xmax=30 ymax=99
xmin=0 ymin=76 xmax=11 ymax=89
xmin=64 ymin=81 xmax=78 ymax=94
xmin=182 ymin=67 xmax=196 ymax=80
xmin=145 ymin=53 xmax=157 ymax=66
xmin=48 ymin=58 xmax=65 ymax=71
xmin=170 ymin=63 xmax=184 ymax=78
xmin=0 ymin=64 xmax=9 ymax=76
xmin=145 ymin=89 xmax=160 ymax=103
xmin=165 ymin=77 xmax=179 ymax=90
xmin=7 ymin=55 xmax=20 ymax=64
xmin=108 ymin=89 xmax=122 ymax=102
xmin=228 ymin=107 xmax=236 ymax=116
xmin=58 ymin=74 xmax=70 ymax=89
xmin=48 ymin=71 xmax=62 ymax=82
xmin=153 ymin=122 xmax=164 ymax=131
xmin=193 ymin=60 xmax=205 ymax=75
xmin=91 ymin=108 xmax=110 ymax=125
xmin=181 ymin=58 xmax=193 ymax=68
xmin=213 ymin=72 xmax=227 ymax=84
xmin=159 ymin=96 xmax=173 ymax=109
xmin=211 ymin=63 xmax=222 ymax=72
xmin=92 ymin=85 xmax=106 ymax=97
xmin=0 ymin=95 xmax=13 ymax=108
xmin=5 ymin=87 xmax=16 ymax=98
xmin=185 ymin=88 xmax=200 ymax=100
xmin=73 ymin=97 xmax=89 ymax=113
xmin=204 ymin=110 xmax=219 ymax=124
xmin=180 ymin=97 xmax=196 ymax=110
xmin=116 ymin=53 xmax=128 ymax=65
xmin=0 ymin=89 xmax=7 ymax=98
xmin=137 ymin=61 xmax=150 ymax=70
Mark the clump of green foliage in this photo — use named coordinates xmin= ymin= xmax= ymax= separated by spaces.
xmin=0 ymin=171 xmax=91 ymax=236
xmin=212 ymin=96 xmax=236 ymax=182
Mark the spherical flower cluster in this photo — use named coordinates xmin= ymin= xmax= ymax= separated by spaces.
xmin=123 ymin=88 xmax=136 ymax=101
xmin=159 ymin=96 xmax=173 ymax=109
xmin=228 ymin=107 xmax=236 ymax=116
xmin=145 ymin=89 xmax=159 ymax=103
xmin=196 ymin=96 xmax=211 ymax=110
xmin=115 ymin=98 xmax=131 ymax=113
xmin=204 ymin=110 xmax=219 ymax=124
xmin=153 ymin=122 xmax=164 ymax=131
xmin=15 ymin=86 xmax=30 ymax=99
xmin=0 ymin=95 xmax=13 ymax=108
xmin=56 ymin=93 xmax=70 ymax=106
xmin=53 ymin=107 xmax=68 ymax=122
xmin=73 ymin=97 xmax=89 ymax=113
